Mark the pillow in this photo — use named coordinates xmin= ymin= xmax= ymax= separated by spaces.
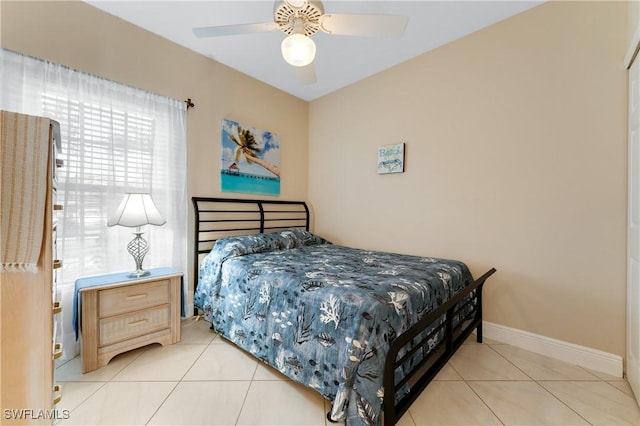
xmin=198 ymin=233 xmax=276 ymax=294
xmin=198 ymin=228 xmax=328 ymax=290
xmin=206 ymin=228 xmax=328 ymax=268
xmin=277 ymin=227 xmax=329 ymax=247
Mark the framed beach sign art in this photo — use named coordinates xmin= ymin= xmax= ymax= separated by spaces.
xmin=377 ymin=143 xmax=405 ymax=174
xmin=220 ymin=119 xmax=281 ymax=196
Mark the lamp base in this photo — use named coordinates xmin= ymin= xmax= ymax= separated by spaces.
xmin=128 ymin=269 xmax=151 ymax=278
xmin=127 ymin=229 xmax=151 ymax=279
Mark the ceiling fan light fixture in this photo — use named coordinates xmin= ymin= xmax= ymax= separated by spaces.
xmin=281 ymin=33 xmax=316 ymax=67
xmin=284 ymin=0 xmax=308 ymax=9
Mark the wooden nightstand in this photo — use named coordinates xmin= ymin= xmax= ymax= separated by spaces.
xmin=75 ymin=268 xmax=182 ymax=373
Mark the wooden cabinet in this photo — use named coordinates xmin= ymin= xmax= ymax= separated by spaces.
xmin=0 ymin=112 xmax=63 ymax=424
xmin=78 ymin=270 xmax=182 ymax=373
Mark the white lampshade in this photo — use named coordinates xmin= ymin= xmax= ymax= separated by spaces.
xmin=107 ymin=193 xmax=166 ymax=228
xmin=281 ymin=33 xmax=316 ymax=67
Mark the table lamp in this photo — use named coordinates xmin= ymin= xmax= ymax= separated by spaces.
xmin=107 ymin=193 xmax=166 ymax=277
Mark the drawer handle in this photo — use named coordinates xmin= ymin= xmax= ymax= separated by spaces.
xmin=53 ymin=384 xmax=62 ymax=405
xmin=53 ymin=259 xmax=62 ymax=269
xmin=53 ymin=301 xmax=62 ymax=315
xmin=53 ymin=204 xmax=63 ymax=211
xmin=126 ymin=293 xmax=148 ymax=301
xmin=127 ymin=319 xmax=148 ymax=327
xmin=53 ymin=343 xmax=63 ymax=360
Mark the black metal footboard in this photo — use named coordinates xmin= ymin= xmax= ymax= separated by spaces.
xmin=382 ymin=267 xmax=496 ymax=426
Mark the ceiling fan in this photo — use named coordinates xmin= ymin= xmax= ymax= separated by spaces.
xmin=192 ymin=0 xmax=408 ymax=84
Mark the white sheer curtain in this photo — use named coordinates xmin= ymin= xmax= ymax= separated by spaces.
xmin=0 ymin=49 xmax=188 ymax=360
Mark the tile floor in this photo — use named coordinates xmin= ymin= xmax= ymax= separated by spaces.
xmin=55 ymin=319 xmax=640 ymax=425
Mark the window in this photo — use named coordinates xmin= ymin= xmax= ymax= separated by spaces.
xmin=1 ymin=49 xmax=187 ymax=359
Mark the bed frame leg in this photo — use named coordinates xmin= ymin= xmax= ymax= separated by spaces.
xmin=476 ymin=283 xmax=484 ymax=344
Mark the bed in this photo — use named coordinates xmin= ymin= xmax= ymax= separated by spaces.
xmin=192 ymin=197 xmax=496 ymax=426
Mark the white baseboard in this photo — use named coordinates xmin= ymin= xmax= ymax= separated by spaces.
xmin=480 ymin=321 xmax=623 ymax=378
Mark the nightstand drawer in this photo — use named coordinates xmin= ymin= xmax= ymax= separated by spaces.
xmin=99 ymin=280 xmax=169 ymax=317
xmin=99 ymin=305 xmax=169 ymax=346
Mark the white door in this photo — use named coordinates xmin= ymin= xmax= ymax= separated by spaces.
xmin=628 ymin=54 xmax=640 ymax=405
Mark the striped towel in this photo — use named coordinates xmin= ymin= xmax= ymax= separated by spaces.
xmin=0 ymin=111 xmax=51 ymax=273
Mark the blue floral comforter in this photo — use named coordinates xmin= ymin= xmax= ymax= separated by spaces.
xmin=194 ymin=228 xmax=474 ymax=426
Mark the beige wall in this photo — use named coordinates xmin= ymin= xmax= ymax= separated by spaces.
xmin=0 ymin=0 xmax=309 ymax=300
xmin=309 ymin=1 xmax=628 ymax=356
xmin=630 ymin=0 xmax=639 ymax=51
xmin=629 ymin=0 xmax=640 ymax=69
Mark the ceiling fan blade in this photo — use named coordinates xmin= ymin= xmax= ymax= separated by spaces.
xmin=319 ymin=14 xmax=408 ymax=38
xmin=296 ymin=63 xmax=317 ymax=85
xmin=193 ymin=22 xmax=280 ymax=38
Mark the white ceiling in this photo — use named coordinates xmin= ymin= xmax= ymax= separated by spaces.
xmin=84 ymin=0 xmax=542 ymax=101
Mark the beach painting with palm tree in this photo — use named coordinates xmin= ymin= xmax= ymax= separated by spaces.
xmin=221 ymin=119 xmax=281 ymax=195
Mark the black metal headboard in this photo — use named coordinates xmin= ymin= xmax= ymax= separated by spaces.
xmin=192 ymin=197 xmax=310 ymax=314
